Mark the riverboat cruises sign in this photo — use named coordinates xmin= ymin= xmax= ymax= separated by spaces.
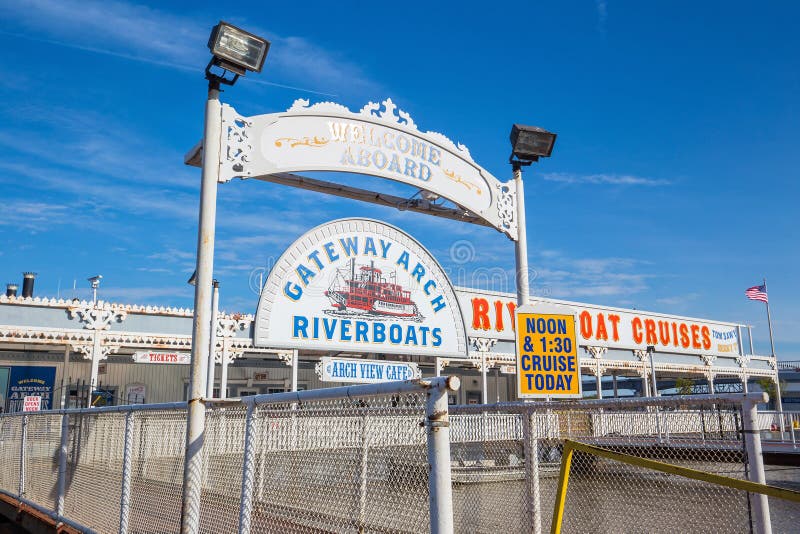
xmin=460 ymin=288 xmax=742 ymax=357
xmin=316 ymin=357 xmax=421 ymax=384
xmin=214 ymin=98 xmax=519 ymax=240
xmin=255 ymin=218 xmax=468 ymax=358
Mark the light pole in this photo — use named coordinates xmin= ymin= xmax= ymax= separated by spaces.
xmin=181 ymin=22 xmax=269 ymax=534
xmin=88 ymin=275 xmax=102 ymax=303
xmin=508 ymin=124 xmax=557 ymax=308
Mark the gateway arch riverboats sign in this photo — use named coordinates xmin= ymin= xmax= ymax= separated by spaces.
xmin=254 ymin=218 xmax=468 ymax=358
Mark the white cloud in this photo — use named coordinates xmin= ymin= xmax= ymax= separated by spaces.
xmin=543 ymin=172 xmax=671 ymax=186
xmin=1 ymin=0 xmax=379 ymax=96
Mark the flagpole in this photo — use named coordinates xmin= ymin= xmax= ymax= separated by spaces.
xmin=763 ymin=278 xmax=785 ymax=434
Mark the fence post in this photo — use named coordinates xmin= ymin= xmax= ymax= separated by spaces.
xmin=358 ymin=414 xmax=370 ymax=530
xmin=56 ymin=413 xmax=69 ymax=518
xmin=743 ymin=395 xmax=772 ymax=534
xmin=19 ymin=414 xmax=28 ymax=499
xmin=426 ymin=377 xmax=458 ymax=534
xmin=119 ymin=412 xmax=134 ymax=534
xmin=238 ymin=402 xmax=256 ymax=534
xmin=523 ymin=413 xmax=542 ymax=534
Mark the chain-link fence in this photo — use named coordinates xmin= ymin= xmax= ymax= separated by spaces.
xmin=0 ymin=377 xmax=458 ymax=534
xmin=448 ymin=394 xmax=794 ymax=534
xmin=1 ymin=389 xmax=795 ymax=534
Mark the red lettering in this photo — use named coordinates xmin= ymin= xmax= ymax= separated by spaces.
xmin=644 ymin=319 xmax=657 ymax=345
xmin=658 ymin=321 xmax=670 ymax=345
xmin=472 ymin=298 xmax=490 ymax=330
xmin=690 ymin=325 xmax=701 ymax=349
xmin=506 ymin=302 xmax=517 ymax=332
xmin=701 ymin=326 xmax=711 ymax=350
xmin=608 ymin=314 xmax=621 ymax=341
xmin=595 ymin=313 xmax=608 ymax=341
xmin=632 ymin=317 xmax=643 ymax=344
xmin=679 ymin=324 xmax=690 ymax=348
xmin=579 ymin=311 xmax=593 ymax=339
xmin=494 ymin=300 xmax=504 ymax=331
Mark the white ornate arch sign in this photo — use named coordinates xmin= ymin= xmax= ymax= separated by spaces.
xmin=254 ymin=218 xmax=468 ymax=358
xmin=216 ymin=98 xmax=518 ymax=239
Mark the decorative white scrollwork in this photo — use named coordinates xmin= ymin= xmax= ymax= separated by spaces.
xmin=633 ymin=349 xmax=648 ymax=361
xmin=735 ymin=354 xmax=751 ymax=368
xmin=496 ymin=183 xmax=516 ymax=235
xmin=219 ymin=104 xmax=254 ymax=183
xmin=701 ymin=354 xmax=717 ymax=367
xmin=68 ymin=306 xmax=127 ymax=331
xmin=437 ymin=358 xmax=451 ymax=372
xmin=585 ymin=346 xmax=607 ymax=359
xmin=471 ymin=337 xmax=498 ymax=353
xmin=314 ymin=361 xmax=324 ymax=379
xmin=276 ymin=350 xmax=295 ymax=366
xmin=216 ymin=316 xmax=251 ymax=338
xmin=70 ymin=342 xmax=120 ymax=361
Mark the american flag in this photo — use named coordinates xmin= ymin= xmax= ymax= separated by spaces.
xmin=745 ymin=284 xmax=768 ymax=303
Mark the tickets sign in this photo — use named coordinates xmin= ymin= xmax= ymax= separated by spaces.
xmin=515 ymin=305 xmax=581 ymax=399
xmin=132 ymin=351 xmax=190 ymax=364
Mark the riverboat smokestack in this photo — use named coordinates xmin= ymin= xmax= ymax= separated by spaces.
xmin=22 ymin=272 xmax=36 ymax=298
xmin=6 ymin=283 xmax=18 ymax=297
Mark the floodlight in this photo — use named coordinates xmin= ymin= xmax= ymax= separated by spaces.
xmin=208 ymin=21 xmax=270 ymax=76
xmin=509 ymin=124 xmax=557 ymax=163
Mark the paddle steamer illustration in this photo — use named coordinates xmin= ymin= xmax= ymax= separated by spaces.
xmin=325 ymin=260 xmax=423 ymax=320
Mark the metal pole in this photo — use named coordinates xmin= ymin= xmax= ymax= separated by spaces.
xmin=596 ymin=363 xmax=603 ymax=400
xmin=119 ymin=412 xmax=134 ymax=534
xmin=748 ymin=326 xmax=755 ymax=355
xmin=523 ymin=413 xmax=542 ymax=534
xmin=291 ymin=349 xmax=299 ymax=392
xmin=358 ymin=415 xmax=369 ymax=531
xmin=56 ymin=413 xmax=68 ymax=517
xmin=481 ymin=353 xmax=488 ymax=404
xmin=737 ymin=325 xmax=744 ymax=357
xmin=181 ymin=80 xmax=222 ymax=534
xmin=206 ymin=281 xmax=219 ymax=399
xmin=19 ymin=414 xmax=28 ymax=498
xmin=743 ymin=375 xmax=749 ymax=394
xmin=743 ymin=394 xmax=772 ymax=534
xmin=513 ymin=166 xmax=530 ymax=307
xmin=648 ymin=350 xmax=659 ymax=397
xmin=89 ymin=331 xmax=102 ymax=397
xmin=426 ymin=377 xmax=458 ymax=534
xmin=612 ymin=372 xmax=618 ymax=398
xmin=708 ymin=374 xmax=715 ymax=395
xmin=61 ymin=345 xmax=70 ymax=409
xmin=238 ymin=403 xmax=256 ymax=534
xmin=763 ymin=280 xmax=785 ymax=430
xmin=220 ymin=339 xmax=229 ymax=399
xmin=435 ymin=358 xmax=441 ymax=377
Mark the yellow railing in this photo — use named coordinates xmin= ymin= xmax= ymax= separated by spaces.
xmin=550 ymin=439 xmax=800 ymax=534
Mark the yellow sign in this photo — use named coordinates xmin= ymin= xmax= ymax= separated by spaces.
xmin=516 ymin=309 xmax=581 ymax=398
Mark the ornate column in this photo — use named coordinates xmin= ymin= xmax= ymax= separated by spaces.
xmin=585 ymin=346 xmax=607 ymax=399
xmin=68 ymin=305 xmax=126 ymax=394
xmin=702 ymin=355 xmax=717 ymax=394
xmin=736 ymin=354 xmax=751 ymax=393
xmin=634 ymin=350 xmax=649 ymax=397
xmin=216 ymin=316 xmax=250 ymax=398
xmin=471 ymin=338 xmax=497 ymax=404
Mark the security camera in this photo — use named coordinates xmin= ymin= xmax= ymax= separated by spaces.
xmin=88 ymin=275 xmax=103 ymax=288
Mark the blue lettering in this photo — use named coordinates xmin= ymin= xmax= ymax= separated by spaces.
xmin=339 ymin=237 xmax=358 ymax=257
xmin=323 ymin=242 xmax=339 ymax=262
xmin=396 ymin=251 xmax=410 ymax=271
xmin=423 ymin=279 xmax=437 ymax=296
xmin=293 ymin=316 xmax=308 ymax=338
xmin=405 ymin=326 xmax=418 ymax=345
xmin=411 ymin=263 xmax=425 ymax=282
xmin=283 ymin=282 xmax=302 ymax=301
xmin=431 ymin=295 xmax=446 ymax=313
xmin=373 ymin=323 xmax=386 ymax=343
xmin=307 ymin=250 xmax=324 ymax=270
xmin=296 ymin=264 xmax=315 ymax=286
xmin=340 ymin=320 xmax=352 ymax=341
xmin=355 ymin=321 xmax=369 ymax=342
xmin=389 ymin=324 xmax=402 ymax=343
xmin=323 ymin=318 xmax=337 ymax=339
xmin=380 ymin=240 xmax=391 ymax=258
xmin=364 ymin=237 xmax=377 ymax=256
xmin=432 ymin=328 xmax=442 ymax=347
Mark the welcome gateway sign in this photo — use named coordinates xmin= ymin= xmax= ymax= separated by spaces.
xmin=254 ymin=218 xmax=468 ymax=358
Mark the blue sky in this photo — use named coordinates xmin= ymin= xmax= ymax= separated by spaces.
xmin=0 ymin=1 xmax=797 ymax=357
